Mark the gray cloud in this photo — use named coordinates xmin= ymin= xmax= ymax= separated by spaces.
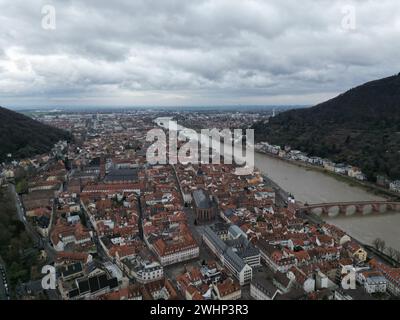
xmin=0 ymin=0 xmax=400 ymax=107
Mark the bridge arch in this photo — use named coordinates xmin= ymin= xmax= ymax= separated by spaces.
xmin=327 ymin=206 xmax=340 ymax=217
xmin=362 ymin=204 xmax=373 ymax=215
xmin=379 ymin=203 xmax=387 ymax=213
xmin=345 ymin=205 xmax=356 ymax=216
xmin=301 ymin=201 xmax=400 ymax=218
xmin=311 ymin=207 xmax=323 ymax=216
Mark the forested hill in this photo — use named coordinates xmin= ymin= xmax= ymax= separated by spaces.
xmin=0 ymin=106 xmax=71 ymax=162
xmin=253 ymin=73 xmax=400 ymax=181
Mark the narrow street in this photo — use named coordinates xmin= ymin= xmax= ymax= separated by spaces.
xmin=0 ymin=257 xmax=10 ymax=300
xmin=8 ymin=183 xmax=57 ymax=263
xmin=137 ymin=195 xmax=144 ymax=240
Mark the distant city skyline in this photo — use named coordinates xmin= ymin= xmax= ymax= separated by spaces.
xmin=6 ymin=104 xmax=307 ymax=111
xmin=1 ymin=0 xmax=400 ymax=107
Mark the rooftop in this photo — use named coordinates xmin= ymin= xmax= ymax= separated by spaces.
xmin=104 ymin=168 xmax=138 ymax=183
xmin=193 ymin=189 xmax=215 ymax=209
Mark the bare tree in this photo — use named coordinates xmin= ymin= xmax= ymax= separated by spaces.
xmin=372 ymin=238 xmax=381 ymax=251
xmin=372 ymin=238 xmax=386 ymax=252
xmin=386 ymin=247 xmax=396 ymax=259
xmin=380 ymin=239 xmax=386 ymax=252
xmin=394 ymin=250 xmax=400 ymax=263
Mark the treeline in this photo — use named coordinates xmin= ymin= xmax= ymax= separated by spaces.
xmin=253 ymin=74 xmax=400 ymax=181
xmin=372 ymin=238 xmax=400 ymax=265
xmin=0 ymin=106 xmax=71 ymax=162
xmin=253 ymin=120 xmax=400 ymax=181
xmin=0 ymin=188 xmax=38 ymax=295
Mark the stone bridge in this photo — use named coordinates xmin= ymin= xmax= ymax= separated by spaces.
xmin=300 ymin=201 xmax=400 ymax=217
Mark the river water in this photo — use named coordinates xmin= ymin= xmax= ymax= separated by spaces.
xmin=254 ymin=152 xmax=400 ymax=251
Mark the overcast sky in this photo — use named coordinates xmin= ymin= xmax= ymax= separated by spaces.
xmin=0 ymin=0 xmax=399 ymax=108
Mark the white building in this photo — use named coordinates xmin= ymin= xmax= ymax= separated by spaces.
xmin=4 ymin=169 xmax=15 ymax=179
xmin=389 ymin=180 xmax=400 ymax=193
xmin=250 ymin=276 xmax=281 ymax=300
xmin=203 ymin=226 xmax=253 ymax=285
xmin=222 ymin=249 xmax=253 ymax=285
xmin=357 ymin=271 xmax=387 ymax=294
xmin=347 ymin=167 xmax=367 ymax=181
xmin=123 ymin=259 xmax=164 ymax=283
xmin=152 ymin=239 xmax=200 ymax=266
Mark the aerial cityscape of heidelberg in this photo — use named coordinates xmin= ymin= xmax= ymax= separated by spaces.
xmin=1 ymin=0 xmax=400 ymax=306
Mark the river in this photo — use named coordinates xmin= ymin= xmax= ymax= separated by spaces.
xmin=254 ymin=152 xmax=400 ymax=251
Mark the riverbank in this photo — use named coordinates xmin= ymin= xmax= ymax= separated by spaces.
xmin=303 ymin=211 xmax=400 ymax=266
xmin=254 ymin=150 xmax=400 ymax=251
xmin=256 ymin=151 xmax=400 ymax=202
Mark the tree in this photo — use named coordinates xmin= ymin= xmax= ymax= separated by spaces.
xmin=379 ymin=239 xmax=386 ymax=253
xmin=372 ymin=238 xmax=386 ymax=252
xmin=393 ymin=250 xmax=400 ymax=263
xmin=15 ymin=179 xmax=28 ymax=194
xmin=257 ymin=216 xmax=266 ymax=223
xmin=0 ymin=189 xmax=38 ymax=295
xmin=8 ymin=261 xmax=28 ymax=286
xmin=372 ymin=238 xmax=380 ymax=250
xmin=386 ymin=247 xmax=396 ymax=259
